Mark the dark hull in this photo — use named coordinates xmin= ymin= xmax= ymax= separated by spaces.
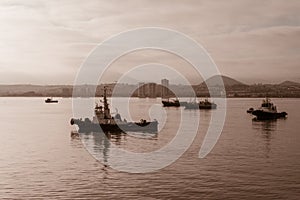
xmin=199 ymin=104 xmax=217 ymax=109
xmin=162 ymin=101 xmax=187 ymax=107
xmin=252 ymin=110 xmax=287 ymax=120
xmin=185 ymin=103 xmax=217 ymax=110
xmin=71 ymin=118 xmax=158 ymax=133
xmin=162 ymin=100 xmax=180 ymax=107
xmin=45 ymin=100 xmax=58 ymax=103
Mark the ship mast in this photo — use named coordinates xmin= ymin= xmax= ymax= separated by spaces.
xmin=103 ymin=86 xmax=111 ymax=119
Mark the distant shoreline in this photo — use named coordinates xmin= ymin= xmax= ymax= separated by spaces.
xmin=1 ymin=75 xmax=299 ymax=98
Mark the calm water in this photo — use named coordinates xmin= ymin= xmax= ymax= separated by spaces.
xmin=0 ymin=97 xmax=299 ymax=199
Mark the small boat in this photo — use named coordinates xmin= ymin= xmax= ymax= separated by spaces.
xmin=162 ymin=98 xmax=187 ymax=107
xmin=45 ymin=97 xmax=58 ymax=103
xmin=251 ymin=98 xmax=287 ymax=120
xmin=162 ymin=98 xmax=180 ymax=107
xmin=71 ymin=87 xmax=158 ymax=133
xmin=199 ymin=99 xmax=217 ymax=109
xmin=247 ymin=107 xmax=254 ymax=113
xmin=184 ymin=102 xmax=199 ymax=109
xmin=185 ymin=99 xmax=217 ymax=110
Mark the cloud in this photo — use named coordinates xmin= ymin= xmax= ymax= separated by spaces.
xmin=201 ymin=26 xmax=300 ymax=83
xmin=0 ymin=0 xmax=299 ymax=84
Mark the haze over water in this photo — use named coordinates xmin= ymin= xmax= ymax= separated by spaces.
xmin=0 ymin=97 xmax=299 ymax=199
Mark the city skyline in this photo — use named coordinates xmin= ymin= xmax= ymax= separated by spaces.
xmin=1 ymin=76 xmax=299 ymax=98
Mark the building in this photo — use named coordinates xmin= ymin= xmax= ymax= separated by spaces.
xmin=161 ymin=79 xmax=169 ymax=98
xmin=137 ymin=82 xmax=157 ymax=98
xmin=138 ymin=82 xmax=146 ymax=98
xmin=147 ymin=83 xmax=157 ymax=98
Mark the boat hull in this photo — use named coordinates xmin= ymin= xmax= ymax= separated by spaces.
xmin=45 ymin=100 xmax=58 ymax=103
xmin=185 ymin=103 xmax=217 ymax=110
xmin=252 ymin=110 xmax=287 ymax=120
xmin=162 ymin=100 xmax=180 ymax=107
xmin=71 ymin=118 xmax=158 ymax=133
xmin=199 ymin=104 xmax=217 ymax=109
xmin=162 ymin=100 xmax=187 ymax=107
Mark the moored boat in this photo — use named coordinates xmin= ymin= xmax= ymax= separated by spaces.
xmin=185 ymin=99 xmax=217 ymax=110
xmin=184 ymin=102 xmax=199 ymax=109
xmin=162 ymin=98 xmax=180 ymax=107
xmin=71 ymin=87 xmax=158 ymax=133
xmin=45 ymin=97 xmax=58 ymax=103
xmin=199 ymin=99 xmax=217 ymax=109
xmin=162 ymin=98 xmax=187 ymax=107
xmin=251 ymin=98 xmax=287 ymax=120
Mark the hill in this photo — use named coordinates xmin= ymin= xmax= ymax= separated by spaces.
xmin=278 ymin=81 xmax=300 ymax=86
xmin=199 ymin=75 xmax=248 ymax=87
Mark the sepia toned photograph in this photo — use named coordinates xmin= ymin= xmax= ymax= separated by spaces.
xmin=0 ymin=0 xmax=299 ymax=199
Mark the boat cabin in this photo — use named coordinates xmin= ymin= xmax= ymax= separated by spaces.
xmin=261 ymin=98 xmax=277 ymax=112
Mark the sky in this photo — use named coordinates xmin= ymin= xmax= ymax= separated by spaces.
xmin=0 ymin=0 xmax=299 ymax=85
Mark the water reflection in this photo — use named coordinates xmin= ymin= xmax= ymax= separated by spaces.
xmin=126 ymin=132 xmax=158 ymax=140
xmin=252 ymin=119 xmax=277 ymax=136
xmin=76 ymin=132 xmax=111 ymax=165
xmin=252 ymin=119 xmax=278 ymax=158
xmin=72 ymin=131 xmax=158 ymax=166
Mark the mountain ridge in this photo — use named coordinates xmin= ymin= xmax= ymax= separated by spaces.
xmin=198 ymin=75 xmax=248 ymax=87
xmin=278 ymin=80 xmax=300 ymax=86
xmin=0 ymin=75 xmax=300 ymax=97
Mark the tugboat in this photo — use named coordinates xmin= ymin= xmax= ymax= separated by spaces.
xmin=185 ymin=99 xmax=217 ymax=110
xmin=251 ymin=98 xmax=287 ymax=120
xmin=70 ymin=87 xmax=158 ymax=133
xmin=199 ymin=99 xmax=217 ymax=109
xmin=162 ymin=98 xmax=180 ymax=107
xmin=45 ymin=97 xmax=58 ymax=103
xmin=162 ymin=98 xmax=187 ymax=107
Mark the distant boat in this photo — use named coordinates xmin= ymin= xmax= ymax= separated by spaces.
xmin=251 ymin=98 xmax=287 ymax=120
xmin=45 ymin=97 xmax=58 ymax=103
xmin=162 ymin=98 xmax=187 ymax=107
xmin=71 ymin=87 xmax=158 ymax=133
xmin=185 ymin=99 xmax=217 ymax=110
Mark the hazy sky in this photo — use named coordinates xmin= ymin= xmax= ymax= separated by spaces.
xmin=0 ymin=0 xmax=299 ymax=84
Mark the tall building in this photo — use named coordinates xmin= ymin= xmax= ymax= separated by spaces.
xmin=161 ymin=79 xmax=169 ymax=98
xmin=137 ymin=82 xmax=157 ymax=98
xmin=147 ymin=83 xmax=157 ymax=98
xmin=138 ymin=82 xmax=146 ymax=98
